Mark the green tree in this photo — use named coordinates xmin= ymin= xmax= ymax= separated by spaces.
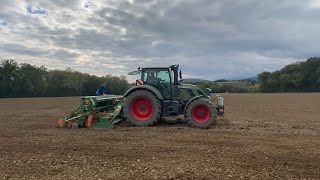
xmin=0 ymin=59 xmax=19 ymax=97
xmin=258 ymin=71 xmax=272 ymax=92
xmin=279 ymin=73 xmax=290 ymax=92
xmin=15 ymin=63 xmax=48 ymax=97
xmin=257 ymin=57 xmax=320 ymax=92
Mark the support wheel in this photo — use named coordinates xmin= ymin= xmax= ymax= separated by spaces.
xmin=123 ymin=90 xmax=161 ymax=126
xmin=186 ymin=98 xmax=216 ymax=129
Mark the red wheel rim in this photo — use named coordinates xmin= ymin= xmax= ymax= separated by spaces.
xmin=130 ymin=97 xmax=154 ymax=121
xmin=191 ymin=105 xmax=211 ymax=123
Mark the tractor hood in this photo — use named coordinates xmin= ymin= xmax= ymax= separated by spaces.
xmin=179 ymin=83 xmax=211 ymax=97
xmin=179 ymin=83 xmax=197 ymax=89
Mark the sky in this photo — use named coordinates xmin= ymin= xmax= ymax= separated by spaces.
xmin=0 ymin=0 xmax=319 ymax=82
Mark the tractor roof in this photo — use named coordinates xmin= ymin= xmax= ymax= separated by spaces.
xmin=141 ymin=67 xmax=170 ymax=69
xmin=140 ymin=64 xmax=179 ymax=70
xmin=128 ymin=64 xmax=179 ymax=75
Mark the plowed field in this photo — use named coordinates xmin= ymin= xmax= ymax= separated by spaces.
xmin=1 ymin=93 xmax=320 ymax=179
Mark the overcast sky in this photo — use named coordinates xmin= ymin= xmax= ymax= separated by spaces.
xmin=0 ymin=0 xmax=319 ymax=82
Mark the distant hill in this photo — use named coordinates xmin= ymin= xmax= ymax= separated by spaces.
xmin=238 ymin=76 xmax=258 ymax=81
xmin=183 ymin=77 xmax=258 ymax=83
xmin=226 ymin=76 xmax=258 ymax=81
xmin=183 ymin=78 xmax=211 ymax=83
xmin=213 ymin=77 xmax=258 ymax=82
xmin=214 ymin=79 xmax=228 ymax=82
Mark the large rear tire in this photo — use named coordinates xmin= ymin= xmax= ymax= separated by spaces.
xmin=123 ymin=90 xmax=162 ymax=126
xmin=185 ymin=98 xmax=216 ymax=129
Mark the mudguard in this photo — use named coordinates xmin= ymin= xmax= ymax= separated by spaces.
xmin=123 ymin=85 xmax=164 ymax=100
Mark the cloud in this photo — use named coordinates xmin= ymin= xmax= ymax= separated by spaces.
xmin=0 ymin=20 xmax=7 ymax=26
xmin=309 ymin=0 xmax=320 ymax=8
xmin=0 ymin=0 xmax=319 ymax=82
xmin=26 ymin=4 xmax=48 ymax=15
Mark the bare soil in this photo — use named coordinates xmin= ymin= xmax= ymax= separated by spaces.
xmin=1 ymin=93 xmax=320 ymax=179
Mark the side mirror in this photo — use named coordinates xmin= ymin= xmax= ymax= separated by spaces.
xmin=128 ymin=70 xmax=140 ymax=75
xmin=179 ymin=70 xmax=182 ymax=79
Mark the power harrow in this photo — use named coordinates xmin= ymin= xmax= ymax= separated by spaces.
xmin=58 ymin=95 xmax=124 ymax=129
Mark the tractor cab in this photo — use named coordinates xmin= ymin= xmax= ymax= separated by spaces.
xmin=128 ymin=64 xmax=211 ymax=102
xmin=129 ymin=64 xmax=183 ymax=100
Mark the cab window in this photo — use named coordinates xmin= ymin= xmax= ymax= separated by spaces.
xmin=143 ymin=69 xmax=171 ymax=84
xmin=156 ymin=70 xmax=171 ymax=83
xmin=142 ymin=69 xmax=172 ymax=99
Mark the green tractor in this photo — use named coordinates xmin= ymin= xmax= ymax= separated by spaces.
xmin=123 ymin=64 xmax=224 ymax=129
xmin=58 ymin=64 xmax=224 ymax=129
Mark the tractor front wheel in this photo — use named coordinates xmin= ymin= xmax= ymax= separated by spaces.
xmin=185 ymin=98 xmax=216 ymax=129
xmin=123 ymin=90 xmax=162 ymax=126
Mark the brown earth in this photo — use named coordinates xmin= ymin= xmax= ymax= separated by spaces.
xmin=1 ymin=93 xmax=320 ymax=179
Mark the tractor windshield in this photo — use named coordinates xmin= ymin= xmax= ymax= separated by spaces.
xmin=142 ymin=68 xmax=172 ymax=99
xmin=142 ymin=69 xmax=171 ymax=84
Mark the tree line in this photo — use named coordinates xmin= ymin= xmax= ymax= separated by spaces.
xmin=192 ymin=80 xmax=259 ymax=93
xmin=0 ymin=59 xmax=130 ymax=98
xmin=188 ymin=57 xmax=320 ymax=93
xmin=258 ymin=57 xmax=320 ymax=92
xmin=1 ymin=57 xmax=319 ymax=97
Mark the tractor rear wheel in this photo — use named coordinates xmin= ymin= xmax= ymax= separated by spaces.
xmin=185 ymin=98 xmax=216 ymax=129
xmin=123 ymin=90 xmax=162 ymax=126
